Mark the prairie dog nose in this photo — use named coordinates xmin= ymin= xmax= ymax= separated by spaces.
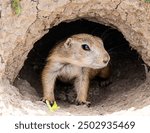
xmin=103 ymin=54 xmax=110 ymax=64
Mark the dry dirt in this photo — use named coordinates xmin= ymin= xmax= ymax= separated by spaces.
xmin=1 ymin=0 xmax=150 ymax=116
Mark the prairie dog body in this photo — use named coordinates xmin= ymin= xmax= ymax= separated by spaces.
xmin=42 ymin=34 xmax=110 ymax=106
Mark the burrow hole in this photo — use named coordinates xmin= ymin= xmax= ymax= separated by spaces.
xmin=14 ymin=19 xmax=146 ymax=113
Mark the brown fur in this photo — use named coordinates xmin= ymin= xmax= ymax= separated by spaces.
xmin=42 ymin=34 xmax=110 ymax=105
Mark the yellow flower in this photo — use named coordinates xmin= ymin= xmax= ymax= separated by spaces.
xmin=46 ymin=100 xmax=60 ymax=112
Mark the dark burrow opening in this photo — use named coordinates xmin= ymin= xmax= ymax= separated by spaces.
xmin=14 ymin=19 xmax=146 ymax=113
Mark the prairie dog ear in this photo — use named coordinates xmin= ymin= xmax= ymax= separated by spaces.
xmin=94 ymin=36 xmax=103 ymax=45
xmin=64 ymin=38 xmax=72 ymax=48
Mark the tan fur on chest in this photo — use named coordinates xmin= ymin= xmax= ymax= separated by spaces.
xmin=57 ymin=64 xmax=82 ymax=81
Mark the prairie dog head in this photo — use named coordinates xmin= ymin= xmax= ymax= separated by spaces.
xmin=62 ymin=34 xmax=110 ymax=69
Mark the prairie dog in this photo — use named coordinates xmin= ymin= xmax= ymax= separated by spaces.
xmin=42 ymin=33 xmax=110 ymax=106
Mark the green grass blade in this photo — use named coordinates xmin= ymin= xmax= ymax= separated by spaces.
xmin=145 ymin=0 xmax=150 ymax=2
xmin=11 ymin=0 xmax=21 ymax=16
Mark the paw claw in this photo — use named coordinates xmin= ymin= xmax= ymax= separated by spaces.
xmin=99 ymin=79 xmax=112 ymax=87
xmin=75 ymin=100 xmax=91 ymax=107
xmin=42 ymin=98 xmax=54 ymax=105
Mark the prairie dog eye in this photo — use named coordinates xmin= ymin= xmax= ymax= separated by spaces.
xmin=81 ymin=44 xmax=90 ymax=51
